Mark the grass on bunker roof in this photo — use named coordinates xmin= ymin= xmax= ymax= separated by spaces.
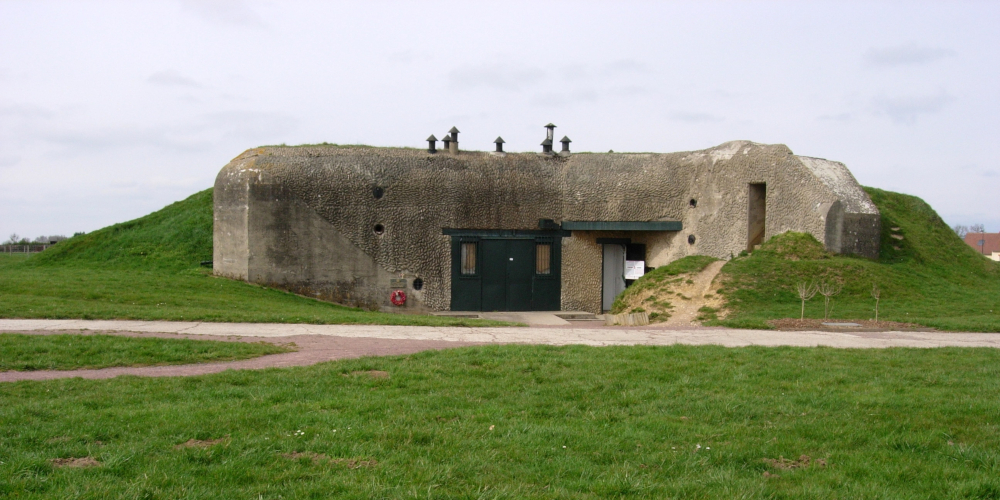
xmin=699 ymin=188 xmax=1000 ymax=331
xmin=0 ymin=189 xmax=508 ymax=327
xmin=4 ymin=344 xmax=1000 ymax=498
xmin=0 ymin=333 xmax=291 ymax=371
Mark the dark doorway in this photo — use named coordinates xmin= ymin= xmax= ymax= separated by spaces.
xmin=747 ymin=183 xmax=767 ymax=251
xmin=449 ymin=233 xmax=562 ymax=311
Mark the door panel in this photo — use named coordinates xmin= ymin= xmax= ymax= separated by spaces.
xmin=450 ymin=239 xmax=481 ymax=311
xmin=602 ymin=244 xmax=625 ymax=311
xmin=506 ymin=239 xmax=534 ymax=311
xmin=481 ymin=240 xmax=507 ymax=312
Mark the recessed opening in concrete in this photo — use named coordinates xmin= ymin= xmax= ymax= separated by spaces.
xmin=689 ymin=198 xmax=697 ymax=208
xmin=688 ymin=234 xmax=696 ymax=245
xmin=412 ymin=278 xmax=423 ymax=290
xmin=373 ymin=224 xmax=385 ymax=235
xmin=747 ymin=183 xmax=767 ymax=251
xmin=372 ymin=186 xmax=384 ymax=199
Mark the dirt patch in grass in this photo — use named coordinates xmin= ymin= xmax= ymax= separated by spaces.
xmin=768 ymin=318 xmax=934 ymax=332
xmin=175 ymin=436 xmax=229 ymax=449
xmin=763 ymin=455 xmax=827 ymax=470
xmin=50 ymin=457 xmax=100 ymax=468
xmin=282 ymin=451 xmax=328 ymax=464
xmin=281 ymin=452 xmax=377 ymax=468
xmin=332 ymin=458 xmax=378 ymax=469
xmin=344 ymin=370 xmax=389 ymax=379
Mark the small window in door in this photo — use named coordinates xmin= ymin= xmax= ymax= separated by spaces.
xmin=460 ymin=242 xmax=477 ymax=275
xmin=536 ymin=243 xmax=552 ymax=275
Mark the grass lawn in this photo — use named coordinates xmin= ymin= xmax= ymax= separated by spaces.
xmin=3 ymin=344 xmax=1000 ymax=498
xmin=0 ymin=333 xmax=291 ymax=371
xmin=0 ymin=255 xmax=506 ymax=326
xmin=0 ymin=190 xmax=508 ymax=327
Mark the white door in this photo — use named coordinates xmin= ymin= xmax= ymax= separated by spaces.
xmin=602 ymin=244 xmax=626 ymax=312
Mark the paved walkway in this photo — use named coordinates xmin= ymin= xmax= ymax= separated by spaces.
xmin=2 ymin=319 xmax=999 ymax=382
xmin=4 ymin=318 xmax=1000 ymax=347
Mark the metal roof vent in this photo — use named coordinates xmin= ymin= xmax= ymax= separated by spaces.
xmin=541 ymin=123 xmax=556 ymax=154
xmin=448 ymin=126 xmax=459 ymax=154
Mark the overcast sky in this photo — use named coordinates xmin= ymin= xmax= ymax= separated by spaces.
xmin=1 ymin=0 xmax=998 ymax=240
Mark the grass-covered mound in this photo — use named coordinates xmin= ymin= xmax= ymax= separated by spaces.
xmin=29 ymin=189 xmax=213 ymax=271
xmin=0 ymin=333 xmax=290 ymax=371
xmin=712 ymin=188 xmax=1000 ymax=331
xmin=0 ymin=189 xmax=505 ymax=326
xmin=4 ymin=344 xmax=1000 ymax=497
xmin=609 ymin=255 xmax=719 ymax=322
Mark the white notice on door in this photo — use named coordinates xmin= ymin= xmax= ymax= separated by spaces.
xmin=624 ymin=260 xmax=645 ymax=280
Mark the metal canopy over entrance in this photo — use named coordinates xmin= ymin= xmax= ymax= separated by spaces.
xmin=445 ymin=229 xmax=565 ymax=312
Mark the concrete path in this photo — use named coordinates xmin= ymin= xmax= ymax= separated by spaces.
xmin=2 ymin=318 xmax=999 ymax=348
xmin=0 ymin=331 xmax=481 ymax=382
xmin=4 ymin=319 xmax=999 ymax=382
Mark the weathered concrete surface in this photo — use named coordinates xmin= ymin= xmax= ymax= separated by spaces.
xmin=3 ymin=320 xmax=997 ymax=349
xmin=214 ymin=141 xmax=880 ymax=313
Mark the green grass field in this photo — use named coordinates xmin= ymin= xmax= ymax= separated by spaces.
xmin=3 ymin=344 xmax=1000 ymax=498
xmin=0 ymin=190 xmax=506 ymax=327
xmin=0 ymin=333 xmax=290 ymax=371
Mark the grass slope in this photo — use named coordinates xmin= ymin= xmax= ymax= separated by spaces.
xmin=0 ymin=334 xmax=289 ymax=371
xmin=3 ymin=345 xmax=1000 ymax=498
xmin=0 ymin=189 xmax=505 ymax=326
xmin=30 ymin=189 xmax=213 ymax=271
xmin=711 ymin=188 xmax=1000 ymax=331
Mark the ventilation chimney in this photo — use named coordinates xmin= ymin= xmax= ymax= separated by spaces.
xmin=541 ymin=123 xmax=557 ymax=154
xmin=545 ymin=123 xmax=556 ymax=141
xmin=441 ymin=134 xmax=451 ymax=153
xmin=426 ymin=134 xmax=437 ymax=154
xmin=559 ymin=136 xmax=571 ymax=156
xmin=493 ymin=136 xmax=505 ymax=153
xmin=449 ymin=126 xmax=459 ymax=154
xmin=541 ymin=138 xmax=553 ymax=154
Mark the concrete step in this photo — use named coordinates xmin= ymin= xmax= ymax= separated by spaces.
xmin=554 ymin=312 xmax=599 ymax=321
xmin=430 ymin=312 xmax=481 ymax=319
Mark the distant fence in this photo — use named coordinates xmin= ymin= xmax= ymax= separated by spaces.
xmin=1 ymin=244 xmax=54 ymax=254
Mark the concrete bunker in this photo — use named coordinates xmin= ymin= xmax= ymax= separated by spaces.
xmin=213 ymin=131 xmax=880 ymax=314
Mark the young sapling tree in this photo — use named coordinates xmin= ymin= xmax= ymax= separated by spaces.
xmin=796 ymin=282 xmax=819 ymax=320
xmin=818 ymin=281 xmax=843 ymax=320
xmin=871 ymin=283 xmax=881 ymax=322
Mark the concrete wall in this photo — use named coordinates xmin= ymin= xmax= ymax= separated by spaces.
xmin=214 ymin=140 xmax=880 ymax=313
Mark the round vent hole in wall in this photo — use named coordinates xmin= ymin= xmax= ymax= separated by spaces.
xmin=688 ymin=234 xmax=696 ymax=245
xmin=373 ymin=186 xmax=384 ymax=199
xmin=412 ymin=278 xmax=423 ymax=290
xmin=373 ymin=224 xmax=385 ymax=235
xmin=689 ymin=198 xmax=697 ymax=208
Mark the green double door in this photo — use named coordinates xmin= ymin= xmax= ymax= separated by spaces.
xmin=481 ymin=239 xmax=534 ymax=311
xmin=449 ymin=234 xmax=561 ymax=312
